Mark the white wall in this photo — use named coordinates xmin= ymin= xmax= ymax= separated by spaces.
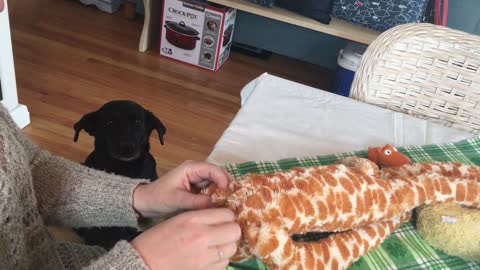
xmin=0 ymin=0 xmax=30 ymax=128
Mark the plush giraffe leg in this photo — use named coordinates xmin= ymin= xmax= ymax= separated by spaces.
xmin=381 ymin=162 xmax=480 ymax=208
xmin=234 ymin=168 xmax=479 ymax=237
xmin=381 ymin=161 xmax=480 ymax=181
xmin=250 ymin=213 xmax=411 ymax=270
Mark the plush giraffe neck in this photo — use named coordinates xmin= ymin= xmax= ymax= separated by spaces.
xmin=203 ymin=157 xmax=480 ymax=270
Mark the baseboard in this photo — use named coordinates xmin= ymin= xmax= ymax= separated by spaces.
xmin=9 ymin=104 xmax=30 ymax=129
xmin=231 ymin=42 xmax=272 ymax=60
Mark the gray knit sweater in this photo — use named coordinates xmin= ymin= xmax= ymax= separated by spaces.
xmin=0 ymin=105 xmax=150 ymax=270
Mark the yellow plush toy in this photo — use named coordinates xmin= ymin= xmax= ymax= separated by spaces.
xmin=416 ymin=203 xmax=480 ymax=263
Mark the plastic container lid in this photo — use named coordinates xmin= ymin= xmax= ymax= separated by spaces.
xmin=337 ymin=42 xmax=367 ymax=72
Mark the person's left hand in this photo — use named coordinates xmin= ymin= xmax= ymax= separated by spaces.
xmin=133 ymin=160 xmax=234 ymax=218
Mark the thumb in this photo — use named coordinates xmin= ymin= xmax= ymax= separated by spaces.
xmin=177 ymin=192 xmax=212 ymax=209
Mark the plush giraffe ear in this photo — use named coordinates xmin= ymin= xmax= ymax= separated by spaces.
xmin=368 ymin=146 xmax=379 ymax=165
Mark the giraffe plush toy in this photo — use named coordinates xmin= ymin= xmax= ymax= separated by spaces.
xmin=202 ymin=157 xmax=480 ymax=270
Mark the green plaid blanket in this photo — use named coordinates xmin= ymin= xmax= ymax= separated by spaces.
xmin=224 ymin=136 xmax=480 ymax=270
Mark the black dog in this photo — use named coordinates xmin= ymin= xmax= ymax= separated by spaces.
xmin=74 ymin=100 xmax=166 ymax=180
xmin=73 ymin=100 xmax=166 ymax=249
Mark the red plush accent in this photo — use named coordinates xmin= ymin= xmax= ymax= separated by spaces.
xmin=368 ymin=144 xmax=411 ymax=168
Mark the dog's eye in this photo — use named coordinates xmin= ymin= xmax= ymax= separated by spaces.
xmin=106 ymin=120 xmax=113 ymax=126
xmin=135 ymin=120 xmax=143 ymax=126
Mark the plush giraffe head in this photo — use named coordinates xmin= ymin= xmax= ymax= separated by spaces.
xmin=368 ymin=144 xmax=411 ymax=168
xmin=203 ymin=157 xmax=480 ymax=270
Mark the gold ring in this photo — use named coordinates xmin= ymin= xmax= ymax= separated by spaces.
xmin=217 ymin=248 xmax=224 ymax=261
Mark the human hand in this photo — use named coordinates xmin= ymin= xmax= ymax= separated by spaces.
xmin=133 ymin=160 xmax=234 ymax=218
xmin=131 ymin=208 xmax=241 ymax=270
xmin=0 ymin=0 xmax=4 ymax=12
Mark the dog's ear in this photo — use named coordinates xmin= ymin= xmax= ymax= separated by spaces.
xmin=73 ymin=112 xmax=97 ymax=142
xmin=145 ymin=110 xmax=166 ymax=145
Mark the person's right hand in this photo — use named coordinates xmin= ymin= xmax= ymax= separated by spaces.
xmin=131 ymin=208 xmax=241 ymax=270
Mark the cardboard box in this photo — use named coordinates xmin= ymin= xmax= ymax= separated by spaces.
xmin=160 ymin=0 xmax=236 ymax=71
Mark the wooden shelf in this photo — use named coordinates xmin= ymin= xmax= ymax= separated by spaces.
xmin=207 ymin=0 xmax=380 ymax=44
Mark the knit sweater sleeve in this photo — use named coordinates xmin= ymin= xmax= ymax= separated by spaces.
xmin=30 ymin=148 xmax=150 ymax=228
xmin=0 ymin=105 xmax=148 ymax=228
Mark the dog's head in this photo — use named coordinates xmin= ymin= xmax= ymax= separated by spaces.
xmin=73 ymin=100 xmax=166 ymax=162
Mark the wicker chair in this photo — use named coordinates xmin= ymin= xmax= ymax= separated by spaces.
xmin=350 ymin=23 xmax=480 ymax=133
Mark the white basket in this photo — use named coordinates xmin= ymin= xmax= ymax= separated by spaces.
xmin=350 ymin=23 xmax=480 ymax=133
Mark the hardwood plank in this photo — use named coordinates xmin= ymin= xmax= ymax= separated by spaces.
xmin=207 ymin=0 xmax=380 ymax=44
xmin=9 ymin=0 xmax=334 ymax=174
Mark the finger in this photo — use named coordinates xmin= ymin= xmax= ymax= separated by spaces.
xmin=182 ymin=208 xmax=235 ymax=225
xmin=207 ymin=222 xmax=242 ymax=246
xmin=185 ymin=162 xmax=231 ymax=189
xmin=192 ymin=180 xmax=213 ymax=191
xmin=209 ymin=242 xmax=238 ymax=261
xmin=192 ymin=170 xmax=233 ymax=191
xmin=222 ymin=167 xmax=235 ymax=183
xmin=176 ymin=191 xmax=211 ymax=209
xmin=205 ymin=243 xmax=237 ymax=268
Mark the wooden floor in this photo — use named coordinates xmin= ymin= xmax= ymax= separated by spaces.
xmin=9 ymin=0 xmax=334 ymax=174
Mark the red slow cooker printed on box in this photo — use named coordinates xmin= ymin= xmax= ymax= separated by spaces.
xmin=160 ymin=0 xmax=236 ymax=71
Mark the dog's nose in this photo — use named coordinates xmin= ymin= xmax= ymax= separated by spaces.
xmin=120 ymin=144 xmax=135 ymax=156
